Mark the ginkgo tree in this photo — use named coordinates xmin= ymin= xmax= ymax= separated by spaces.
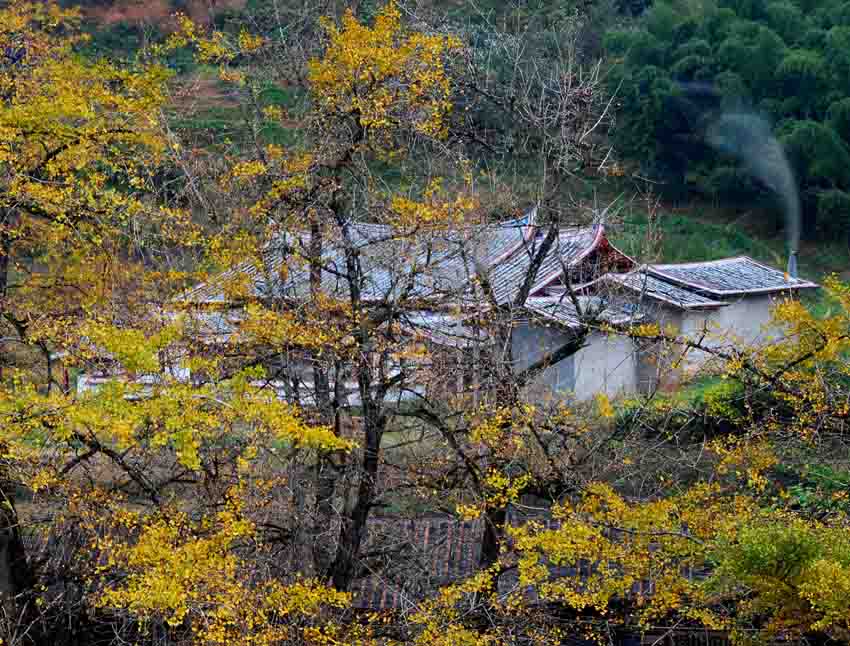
xmin=163 ymin=0 xmax=628 ymax=601
xmin=0 ymin=1 xmax=490 ymax=642
xmin=164 ymin=0 xmax=485 ymax=596
xmin=373 ymin=282 xmax=850 ymax=646
xmin=0 ymin=0 xmax=173 ymax=625
xmin=0 ymin=3 xmax=357 ymax=644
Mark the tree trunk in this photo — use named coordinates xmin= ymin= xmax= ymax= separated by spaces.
xmin=313 ymin=434 xmax=339 ymax=577
xmin=479 ymin=506 xmax=507 ymax=570
xmin=307 ymin=220 xmax=341 ymax=577
xmin=312 ymin=362 xmax=343 ymax=578
xmin=0 ymin=222 xmax=9 ymax=383
xmin=0 ymin=488 xmax=33 ymax=630
xmin=328 ymin=441 xmax=377 ymax=590
xmin=311 ymin=365 xmax=334 ymax=537
xmin=329 ymin=362 xmax=384 ymax=591
xmin=0 ymin=219 xmax=35 ymax=633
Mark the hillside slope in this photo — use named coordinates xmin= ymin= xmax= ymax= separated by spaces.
xmin=70 ymin=0 xmax=246 ymax=27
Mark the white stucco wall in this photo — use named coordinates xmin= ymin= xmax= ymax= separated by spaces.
xmin=511 ymin=322 xmax=576 ymax=395
xmin=679 ymin=293 xmax=780 ymax=370
xmin=511 ymin=323 xmax=640 ymax=401
xmin=572 ymin=330 xmax=639 ymax=400
xmin=712 ymin=293 xmax=779 ymax=345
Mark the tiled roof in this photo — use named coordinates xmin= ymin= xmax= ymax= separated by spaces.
xmin=477 ymin=225 xmax=604 ymax=305
xmin=647 ymin=256 xmax=818 ymax=297
xmin=594 ymin=271 xmax=728 ymax=310
xmin=176 ymin=212 xmax=610 ymax=308
xmin=179 ymin=261 xmax=269 ymax=304
xmin=179 ymin=215 xmax=538 ymax=306
xmin=180 ymin=309 xmax=244 ymax=343
xmin=524 ymin=296 xmax=642 ymax=330
xmin=179 ymin=222 xmax=809 ymax=319
xmin=482 ymin=235 xmax=552 ymax=305
xmin=529 ymin=226 xmax=604 ymax=292
xmin=523 ymin=297 xmax=583 ymax=328
xmin=352 ymin=516 xmax=483 ymax=610
xmin=261 ymin=222 xmax=417 ymax=302
xmin=401 ymin=311 xmax=486 ymax=348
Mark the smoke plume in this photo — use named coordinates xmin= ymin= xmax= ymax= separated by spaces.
xmin=705 ymin=112 xmax=800 ymax=255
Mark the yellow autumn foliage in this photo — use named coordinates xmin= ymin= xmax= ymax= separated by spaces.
xmin=308 ymin=2 xmax=460 ymax=139
xmin=96 ymin=489 xmax=350 ymax=644
xmin=1 ymin=3 xmax=850 ymax=646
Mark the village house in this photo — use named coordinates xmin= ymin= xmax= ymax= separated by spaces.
xmin=170 ymin=208 xmax=817 ymax=402
xmin=65 ymin=212 xmax=822 ymax=636
xmin=76 ymin=209 xmax=818 ymax=402
xmin=533 ymin=254 xmax=820 ymax=397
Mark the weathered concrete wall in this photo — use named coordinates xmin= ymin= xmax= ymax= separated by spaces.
xmin=680 ymin=293 xmax=779 ymax=369
xmin=633 ymin=306 xmax=683 ymax=394
xmin=710 ymin=293 xmax=778 ymax=345
xmin=572 ymin=330 xmax=638 ymax=400
xmin=578 ymin=292 xmax=779 ymax=394
xmin=513 ymin=323 xmax=640 ymax=401
xmin=511 ymin=322 xmax=576 ymax=395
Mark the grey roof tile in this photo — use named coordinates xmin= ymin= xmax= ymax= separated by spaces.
xmin=401 ymin=311 xmax=486 ymax=347
xmin=178 ymin=212 xmax=554 ymax=306
xmin=594 ymin=271 xmax=728 ymax=310
xmin=524 ymin=296 xmax=642 ymax=329
xmin=647 ymin=256 xmax=818 ymax=296
xmin=477 ymin=226 xmax=601 ymax=305
xmin=523 ymin=297 xmax=583 ymax=328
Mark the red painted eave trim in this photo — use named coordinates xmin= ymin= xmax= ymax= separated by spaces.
xmin=529 ymin=225 xmax=636 ymax=296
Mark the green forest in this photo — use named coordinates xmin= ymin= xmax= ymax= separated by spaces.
xmin=607 ymin=0 xmax=850 ymax=242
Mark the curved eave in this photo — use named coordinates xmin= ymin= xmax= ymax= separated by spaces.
xmin=529 ymin=225 xmax=636 ymax=296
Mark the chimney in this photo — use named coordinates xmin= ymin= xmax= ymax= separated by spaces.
xmin=787 ymin=250 xmax=798 ymax=280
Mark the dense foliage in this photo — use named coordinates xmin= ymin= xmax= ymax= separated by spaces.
xmin=606 ymin=0 xmax=850 ymax=241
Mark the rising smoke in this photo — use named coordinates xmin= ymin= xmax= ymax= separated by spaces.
xmin=704 ymin=111 xmax=801 ymax=261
